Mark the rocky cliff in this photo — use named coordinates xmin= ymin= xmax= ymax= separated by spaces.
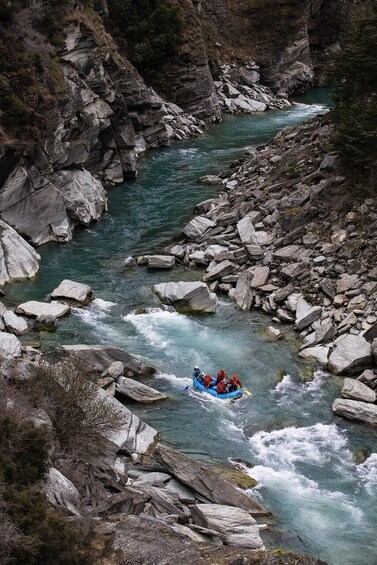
xmin=0 ymin=0 xmax=373 ymax=289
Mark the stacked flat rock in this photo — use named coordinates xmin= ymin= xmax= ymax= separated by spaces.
xmin=50 ymin=279 xmax=94 ymax=305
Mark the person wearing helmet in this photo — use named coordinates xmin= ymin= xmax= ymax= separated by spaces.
xmin=203 ymin=373 xmax=215 ymax=388
xmin=216 ymin=378 xmax=228 ymax=395
xmin=228 ymin=374 xmax=242 ymax=392
xmin=193 ymin=366 xmax=204 ymax=384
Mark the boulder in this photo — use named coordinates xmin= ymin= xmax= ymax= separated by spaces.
xmin=203 ymin=260 xmax=237 ymax=283
xmin=295 ymin=305 xmax=322 ymax=331
xmin=61 ymin=344 xmax=156 ymax=377
xmin=337 ymin=274 xmax=359 ymax=293
xmin=298 ymin=346 xmax=330 ymax=366
xmin=264 ymin=326 xmax=283 ymax=340
xmin=152 ymin=281 xmax=217 ymax=313
xmin=44 ymin=467 xmax=81 ymax=516
xmin=191 ymin=504 xmax=264 ymax=549
xmin=0 ymin=219 xmax=40 ymax=286
xmin=328 ymin=334 xmax=372 ymax=375
xmin=146 ymin=256 xmax=175 ymax=269
xmin=3 ymin=310 xmax=29 ymax=335
xmin=0 ymin=331 xmax=21 ymax=357
xmin=341 ymin=378 xmax=376 ymax=403
xmin=16 ymin=300 xmax=70 ymax=318
xmin=50 ymin=279 xmax=94 ymax=305
xmin=154 ymin=443 xmax=269 ymax=516
xmin=197 ymin=175 xmax=222 ymax=185
xmin=250 ymin=267 xmax=270 ymax=289
xmin=183 ymin=216 xmax=216 ymax=240
xmin=34 ymin=314 xmax=57 ymax=331
xmin=116 ymin=377 xmax=168 ymax=404
xmin=102 ymin=361 xmax=125 ymax=379
xmin=236 ymin=216 xmax=257 ymax=244
xmin=229 ymin=271 xmax=254 ymax=310
xmin=332 ymin=398 xmax=377 ymax=426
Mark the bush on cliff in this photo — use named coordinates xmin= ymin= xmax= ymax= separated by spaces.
xmin=331 ymin=10 xmax=377 ymax=188
xmin=19 ymin=359 xmax=126 ymax=453
xmin=106 ymin=0 xmax=183 ymax=84
xmin=0 ymin=384 xmax=95 ymax=564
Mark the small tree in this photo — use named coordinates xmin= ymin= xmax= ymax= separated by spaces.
xmin=331 ymin=10 xmax=377 ymax=188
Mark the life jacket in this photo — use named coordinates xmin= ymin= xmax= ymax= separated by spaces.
xmin=203 ymin=374 xmax=213 ymax=388
xmin=216 ymin=380 xmax=228 ymax=394
xmin=230 ymin=375 xmax=242 ymax=388
xmin=217 ymin=370 xmax=228 ymax=381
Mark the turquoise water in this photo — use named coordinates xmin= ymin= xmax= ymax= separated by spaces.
xmin=6 ymin=89 xmax=377 ymax=564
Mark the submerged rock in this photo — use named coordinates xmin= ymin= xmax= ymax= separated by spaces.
xmin=153 ymin=281 xmax=217 ymax=313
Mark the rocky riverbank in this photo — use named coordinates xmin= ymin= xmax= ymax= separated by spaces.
xmin=137 ymin=114 xmax=377 ymax=427
xmin=1 ymin=324 xmax=327 ymax=564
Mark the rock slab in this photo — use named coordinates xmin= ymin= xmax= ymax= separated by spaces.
xmin=153 ymin=281 xmax=217 ymax=313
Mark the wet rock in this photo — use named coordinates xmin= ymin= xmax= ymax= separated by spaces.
xmin=197 ymin=175 xmax=222 ymax=185
xmin=154 ymin=443 xmax=269 ymax=516
xmin=183 ymin=216 xmax=216 ymax=240
xmin=299 ymin=346 xmax=330 ymax=366
xmin=153 ymin=281 xmax=217 ymax=313
xmin=264 ymin=326 xmax=283 ymax=341
xmin=62 ymin=344 xmax=155 ymax=377
xmin=34 ymin=314 xmax=57 ymax=332
xmin=116 ymin=377 xmax=168 ymax=404
xmin=332 ymin=398 xmax=377 ymax=426
xmin=146 ymin=255 xmax=175 ymax=269
xmin=191 ymin=504 xmax=264 ymax=549
xmin=328 ymin=334 xmax=372 ymax=375
xmin=341 ymin=378 xmax=376 ymax=403
xmin=50 ymin=279 xmax=94 ymax=305
xmin=16 ymin=300 xmax=70 ymax=319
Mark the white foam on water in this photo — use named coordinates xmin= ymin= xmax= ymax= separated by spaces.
xmin=72 ymin=299 xmax=123 ymax=342
xmin=155 ymin=371 xmax=191 ymax=388
xmin=357 ymin=453 xmax=377 ymax=495
xmin=249 ymin=422 xmax=351 ymax=471
xmin=272 ymin=371 xmax=329 ymax=407
xmin=123 ymin=256 xmax=135 ymax=265
xmin=92 ymin=297 xmax=117 ymax=312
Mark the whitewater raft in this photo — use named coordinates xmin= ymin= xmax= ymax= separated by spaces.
xmin=193 ymin=379 xmax=243 ymax=400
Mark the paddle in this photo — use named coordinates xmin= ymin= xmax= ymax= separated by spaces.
xmin=243 ymin=388 xmax=253 ymax=397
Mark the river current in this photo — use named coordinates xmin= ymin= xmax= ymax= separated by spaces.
xmin=6 ymin=90 xmax=377 ymax=565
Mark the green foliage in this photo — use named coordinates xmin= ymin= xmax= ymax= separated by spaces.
xmin=106 ymin=0 xmax=183 ymax=83
xmin=331 ymin=10 xmax=377 ymax=188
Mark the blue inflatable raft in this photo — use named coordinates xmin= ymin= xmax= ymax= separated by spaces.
xmin=193 ymin=379 xmax=243 ymax=400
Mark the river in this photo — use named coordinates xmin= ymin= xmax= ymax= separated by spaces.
xmin=6 ymin=89 xmax=377 ymax=565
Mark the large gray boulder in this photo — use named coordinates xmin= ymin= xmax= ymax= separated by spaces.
xmin=61 ymin=344 xmax=156 ymax=377
xmin=50 ymin=279 xmax=94 ymax=305
xmin=191 ymin=504 xmax=264 ymax=549
xmin=183 ymin=216 xmax=216 ymax=240
xmin=47 ymin=168 xmax=107 ymax=225
xmin=0 ymin=219 xmax=40 ymax=286
xmin=229 ymin=271 xmax=254 ymax=310
xmin=16 ymin=300 xmax=70 ymax=318
xmin=341 ymin=378 xmax=376 ymax=403
xmin=116 ymin=377 xmax=168 ymax=404
xmin=44 ymin=467 xmax=81 ymax=516
xmin=3 ymin=310 xmax=29 ymax=335
xmin=295 ymin=297 xmax=322 ymax=331
xmin=332 ymin=398 xmax=377 ymax=426
xmin=147 ymin=255 xmax=175 ymax=269
xmin=299 ymin=346 xmax=330 ymax=366
xmin=154 ymin=443 xmax=269 ymax=516
xmin=328 ymin=334 xmax=372 ymax=375
xmin=203 ymin=260 xmax=237 ymax=283
xmin=0 ymin=331 xmax=21 ymax=357
xmin=97 ymin=389 xmax=159 ymax=456
xmin=152 ymin=281 xmax=217 ymax=313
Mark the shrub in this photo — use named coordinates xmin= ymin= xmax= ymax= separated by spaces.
xmin=20 ymin=359 xmax=126 ymax=453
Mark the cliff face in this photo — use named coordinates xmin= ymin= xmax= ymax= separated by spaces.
xmin=0 ymin=0 xmax=374 ymax=287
